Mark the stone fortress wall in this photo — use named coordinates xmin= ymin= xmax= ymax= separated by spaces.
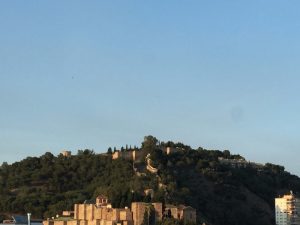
xmin=112 ymin=147 xmax=179 ymax=162
xmin=43 ymin=195 xmax=196 ymax=225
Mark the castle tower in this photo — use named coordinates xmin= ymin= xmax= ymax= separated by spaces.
xmin=131 ymin=202 xmax=162 ymax=225
xmin=96 ymin=195 xmax=109 ymax=207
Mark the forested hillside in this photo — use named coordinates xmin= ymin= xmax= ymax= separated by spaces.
xmin=0 ymin=136 xmax=300 ymax=225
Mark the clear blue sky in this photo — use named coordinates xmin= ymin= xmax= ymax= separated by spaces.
xmin=1 ymin=1 xmax=300 ymax=175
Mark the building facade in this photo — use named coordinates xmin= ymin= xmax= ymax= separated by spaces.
xmin=275 ymin=191 xmax=300 ymax=225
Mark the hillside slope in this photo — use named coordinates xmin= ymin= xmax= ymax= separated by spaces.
xmin=0 ymin=137 xmax=299 ymax=225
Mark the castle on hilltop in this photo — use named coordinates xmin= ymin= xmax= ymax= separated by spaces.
xmin=112 ymin=147 xmax=179 ymax=162
xmin=43 ymin=195 xmax=196 ymax=225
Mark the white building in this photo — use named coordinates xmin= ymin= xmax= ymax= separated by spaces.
xmin=275 ymin=191 xmax=300 ymax=225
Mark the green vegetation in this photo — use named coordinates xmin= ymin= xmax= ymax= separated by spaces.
xmin=0 ymin=214 xmax=6 ymax=222
xmin=0 ymin=136 xmax=300 ymax=225
xmin=0 ymin=150 xmax=139 ymax=219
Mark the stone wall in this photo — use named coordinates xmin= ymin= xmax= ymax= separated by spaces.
xmin=165 ymin=205 xmax=179 ymax=219
xmin=131 ymin=202 xmax=145 ymax=225
xmin=131 ymin=202 xmax=162 ymax=225
xmin=67 ymin=221 xmax=79 ymax=225
xmin=112 ymin=151 xmax=133 ymax=161
xmin=162 ymin=147 xmax=178 ymax=155
xmin=72 ymin=203 xmax=133 ymax=225
xmin=53 ymin=221 xmax=67 ymax=225
xmin=43 ymin=220 xmax=54 ymax=225
xmin=112 ymin=150 xmax=148 ymax=162
xmin=132 ymin=150 xmax=147 ymax=162
xmin=46 ymin=201 xmax=192 ymax=225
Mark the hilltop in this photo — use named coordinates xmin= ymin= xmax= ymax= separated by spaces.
xmin=0 ymin=136 xmax=300 ymax=225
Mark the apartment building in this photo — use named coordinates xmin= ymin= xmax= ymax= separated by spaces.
xmin=275 ymin=191 xmax=300 ymax=225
